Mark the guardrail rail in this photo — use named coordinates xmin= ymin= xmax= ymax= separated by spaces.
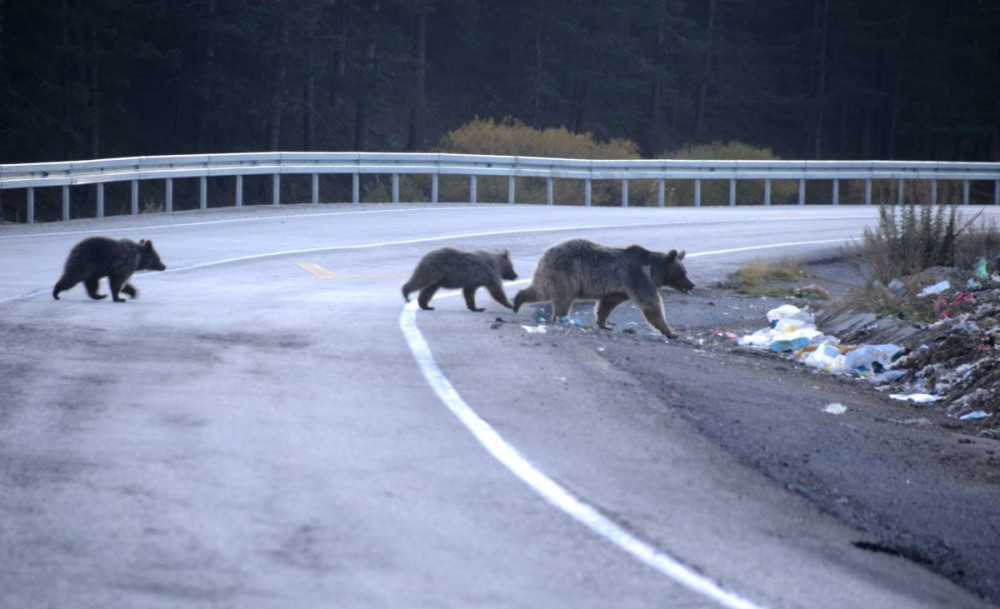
xmin=1 ymin=152 xmax=998 ymax=223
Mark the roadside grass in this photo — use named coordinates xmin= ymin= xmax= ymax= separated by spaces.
xmin=730 ymin=258 xmax=829 ymax=300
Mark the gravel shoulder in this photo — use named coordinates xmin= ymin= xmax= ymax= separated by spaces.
xmin=503 ymin=258 xmax=1000 ymax=606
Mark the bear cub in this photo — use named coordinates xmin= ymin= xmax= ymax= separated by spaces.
xmin=53 ymin=236 xmax=167 ymax=302
xmin=402 ymin=246 xmax=517 ymax=311
xmin=513 ymin=238 xmax=693 ymax=338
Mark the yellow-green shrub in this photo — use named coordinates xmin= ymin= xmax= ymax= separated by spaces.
xmin=434 ymin=117 xmax=649 ymax=205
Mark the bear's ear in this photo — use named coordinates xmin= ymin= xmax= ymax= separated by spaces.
xmin=143 ymin=240 xmax=153 ymax=249
xmin=677 ymin=250 xmax=686 ymax=261
xmin=500 ymin=249 xmax=510 ymax=257
xmin=664 ymin=249 xmax=678 ymax=263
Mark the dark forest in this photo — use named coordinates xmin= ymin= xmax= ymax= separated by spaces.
xmin=1 ymin=0 xmax=998 ymax=164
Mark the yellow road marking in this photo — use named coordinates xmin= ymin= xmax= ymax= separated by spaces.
xmin=297 ymin=262 xmax=405 ymax=280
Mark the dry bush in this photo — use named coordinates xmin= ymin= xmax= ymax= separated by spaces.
xmin=434 ymin=116 xmax=647 ymax=205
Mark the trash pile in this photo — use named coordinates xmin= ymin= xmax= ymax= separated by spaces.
xmin=736 ymin=259 xmax=1000 ymax=432
xmin=738 ymin=304 xmax=907 ymax=382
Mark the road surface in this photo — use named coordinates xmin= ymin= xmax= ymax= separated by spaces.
xmin=2 ymin=203 xmax=997 ymax=609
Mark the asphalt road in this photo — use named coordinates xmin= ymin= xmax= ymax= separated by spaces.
xmin=2 ymin=203 xmax=998 ymax=609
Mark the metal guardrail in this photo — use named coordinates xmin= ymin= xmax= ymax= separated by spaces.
xmin=1 ymin=152 xmax=998 ymax=223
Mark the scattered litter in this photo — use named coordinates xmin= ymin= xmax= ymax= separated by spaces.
xmin=920 ymin=280 xmax=950 ymax=296
xmin=975 ymin=258 xmax=989 ymax=282
xmin=521 ymin=325 xmax=547 ymax=334
xmin=869 ymin=369 xmax=907 ymax=385
xmin=890 ymin=393 xmax=942 ymax=404
xmin=803 ymin=343 xmax=846 ymax=373
xmin=843 ymin=344 xmax=903 ymax=373
xmin=711 ymin=330 xmax=738 ymax=340
xmin=959 ymin=410 xmax=990 ymax=421
xmin=767 ymin=304 xmax=814 ymax=327
xmin=738 ymin=304 xmax=904 ymax=379
xmin=823 ymin=403 xmax=848 ymax=415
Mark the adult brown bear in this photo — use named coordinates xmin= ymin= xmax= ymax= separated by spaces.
xmin=513 ymin=238 xmax=693 ymax=338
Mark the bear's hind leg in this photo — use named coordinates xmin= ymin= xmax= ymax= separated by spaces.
xmin=549 ymin=296 xmax=574 ymax=322
xmin=463 ymin=287 xmax=484 ymax=312
xmin=595 ymin=294 xmax=628 ymax=329
xmin=401 ymin=277 xmax=423 ymax=303
xmin=417 ymin=284 xmax=440 ymax=310
xmin=84 ymin=276 xmax=107 ymax=300
xmin=121 ymin=283 xmax=138 ymax=299
xmin=485 ymin=281 xmax=514 ymax=310
xmin=52 ymin=273 xmax=81 ymax=300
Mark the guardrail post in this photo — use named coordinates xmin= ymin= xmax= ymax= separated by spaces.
xmin=272 ymin=174 xmax=280 ymax=205
xmin=897 ymin=179 xmax=904 ymax=205
xmin=431 ymin=174 xmax=439 ymax=204
xmin=585 ymin=179 xmax=592 ymax=206
xmin=621 ymin=179 xmax=629 ymax=207
xmin=131 ymin=180 xmax=139 ymax=215
xmin=166 ymin=178 xmax=174 ymax=212
xmin=764 ymin=179 xmax=771 ymax=206
xmin=62 ymin=186 xmax=70 ymax=221
xmin=312 ymin=174 xmax=320 ymax=204
xmin=392 ymin=174 xmax=400 ymax=204
xmin=234 ymin=176 xmax=241 ymax=207
xmin=658 ymin=179 xmax=665 ymax=207
xmin=728 ymin=179 xmax=736 ymax=206
xmin=470 ymin=175 xmax=477 ymax=204
xmin=832 ymin=179 xmax=839 ymax=205
xmin=798 ymin=178 xmax=805 ymax=205
xmin=507 ymin=176 xmax=515 ymax=204
xmin=352 ymin=173 xmax=360 ymax=204
xmin=931 ymin=180 xmax=938 ymax=205
xmin=27 ymin=187 xmax=35 ymax=224
xmin=546 ymin=177 xmax=553 ymax=205
xmin=694 ymin=179 xmax=701 ymax=207
xmin=995 ymin=180 xmax=999 ymax=205
xmin=864 ymin=179 xmax=872 ymax=205
xmin=96 ymin=183 xmax=105 ymax=218
xmin=200 ymin=177 xmax=208 ymax=210
xmin=963 ymin=180 xmax=970 ymax=205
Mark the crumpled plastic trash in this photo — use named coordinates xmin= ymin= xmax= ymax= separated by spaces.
xmin=823 ymin=403 xmax=847 ymax=415
xmin=890 ymin=393 xmax=942 ymax=403
xmin=869 ymin=369 xmax=907 ymax=384
xmin=803 ymin=343 xmax=846 ymax=372
xmin=843 ymin=344 xmax=904 ymax=372
xmin=768 ymin=328 xmax=823 ymax=352
xmin=767 ymin=304 xmax=814 ymax=327
xmin=975 ymin=258 xmax=989 ymax=282
xmin=920 ymin=280 xmax=951 ymax=296
xmin=521 ymin=325 xmax=547 ymax=334
xmin=959 ymin=410 xmax=990 ymax=421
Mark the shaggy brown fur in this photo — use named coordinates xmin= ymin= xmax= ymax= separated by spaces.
xmin=53 ymin=236 xmax=166 ymax=302
xmin=513 ymin=238 xmax=693 ymax=337
xmin=402 ymin=247 xmax=517 ymax=311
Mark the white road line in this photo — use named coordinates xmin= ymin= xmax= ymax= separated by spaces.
xmin=400 ymin=300 xmax=767 ymax=609
xmin=395 ymin=235 xmax=858 ymax=609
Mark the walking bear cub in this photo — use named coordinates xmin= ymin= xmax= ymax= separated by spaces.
xmin=402 ymin=246 xmax=517 ymax=311
xmin=53 ymin=236 xmax=166 ymax=302
xmin=513 ymin=238 xmax=693 ymax=338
